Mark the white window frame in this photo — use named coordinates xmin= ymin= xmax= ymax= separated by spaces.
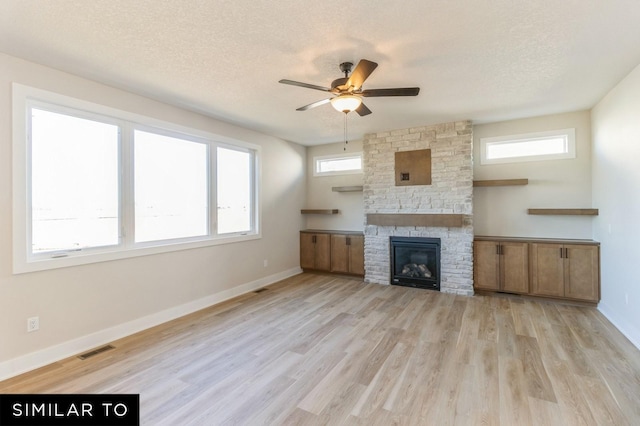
xmin=313 ymin=152 xmax=363 ymax=177
xmin=13 ymin=83 xmax=261 ymax=274
xmin=480 ymin=128 xmax=576 ymax=165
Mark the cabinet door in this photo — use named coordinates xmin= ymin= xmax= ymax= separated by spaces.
xmin=300 ymin=232 xmax=331 ymax=271
xmin=530 ymin=243 xmax=564 ymax=297
xmin=349 ymin=235 xmax=365 ymax=276
xmin=564 ymin=244 xmax=600 ymax=301
xmin=330 ymin=234 xmax=349 ymax=273
xmin=300 ymin=233 xmax=316 ymax=270
xmin=474 ymin=241 xmax=500 ymax=291
xmin=314 ymin=234 xmax=331 ymax=271
xmin=500 ymin=242 xmax=529 ymax=294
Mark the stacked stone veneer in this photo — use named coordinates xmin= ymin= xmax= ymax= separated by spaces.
xmin=363 ymin=120 xmax=474 ymax=295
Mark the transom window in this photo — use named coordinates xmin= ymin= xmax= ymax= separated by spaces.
xmin=480 ymin=129 xmax=576 ymax=165
xmin=13 ymin=84 xmax=260 ymax=273
xmin=314 ymin=152 xmax=363 ymax=176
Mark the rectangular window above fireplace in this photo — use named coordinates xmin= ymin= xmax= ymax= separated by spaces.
xmin=390 ymin=236 xmax=441 ymax=291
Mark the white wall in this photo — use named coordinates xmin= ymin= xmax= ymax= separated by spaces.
xmin=305 ymin=140 xmax=364 ymax=231
xmin=592 ymin=63 xmax=640 ymax=348
xmin=0 ymin=53 xmax=306 ymax=378
xmin=473 ymin=111 xmax=593 ymax=239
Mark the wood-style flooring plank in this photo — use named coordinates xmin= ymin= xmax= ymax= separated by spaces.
xmin=471 ymin=339 xmax=500 ymax=425
xmin=351 ymin=341 xmax=412 ymax=418
xmin=515 ymin=335 xmax=557 ymax=403
xmin=545 ymin=359 xmax=598 ymax=425
xmin=498 ymin=357 xmax=533 ymax=425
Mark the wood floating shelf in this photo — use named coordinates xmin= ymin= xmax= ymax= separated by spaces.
xmin=332 ymin=186 xmax=364 ymax=192
xmin=367 ymin=213 xmax=464 ymax=228
xmin=527 ymin=208 xmax=599 ymax=216
xmin=301 ymin=209 xmax=340 ymax=215
xmin=473 ymin=179 xmax=529 ymax=187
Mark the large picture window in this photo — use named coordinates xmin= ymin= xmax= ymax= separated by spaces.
xmin=13 ymin=84 xmax=260 ymax=273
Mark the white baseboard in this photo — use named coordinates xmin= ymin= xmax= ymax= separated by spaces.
xmin=598 ymin=302 xmax=640 ymax=351
xmin=0 ymin=267 xmax=302 ymax=382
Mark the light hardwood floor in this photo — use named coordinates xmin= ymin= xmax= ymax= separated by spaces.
xmin=1 ymin=273 xmax=639 ymax=425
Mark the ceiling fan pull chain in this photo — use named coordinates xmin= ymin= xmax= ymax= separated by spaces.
xmin=344 ymin=112 xmax=348 ymax=151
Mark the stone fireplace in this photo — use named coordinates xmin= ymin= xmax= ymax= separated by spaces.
xmin=363 ymin=121 xmax=474 ymax=295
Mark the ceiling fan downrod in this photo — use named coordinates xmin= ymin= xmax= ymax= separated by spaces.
xmin=339 ymin=62 xmax=353 ymax=78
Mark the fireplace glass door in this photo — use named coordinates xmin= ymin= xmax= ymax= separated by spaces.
xmin=390 ymin=237 xmax=441 ymax=290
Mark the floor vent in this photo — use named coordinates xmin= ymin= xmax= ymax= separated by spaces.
xmin=78 ymin=344 xmax=115 ymax=360
xmin=254 ymin=288 xmax=268 ymax=294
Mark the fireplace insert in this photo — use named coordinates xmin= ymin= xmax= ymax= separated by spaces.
xmin=390 ymin=236 xmax=441 ymax=290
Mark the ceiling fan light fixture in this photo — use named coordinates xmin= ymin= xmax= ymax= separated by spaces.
xmin=330 ymin=94 xmax=362 ymax=113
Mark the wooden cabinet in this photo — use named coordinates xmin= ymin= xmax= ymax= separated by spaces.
xmin=331 ymin=234 xmax=365 ymax=276
xmin=300 ymin=230 xmax=364 ymax=276
xmin=530 ymin=243 xmax=599 ymax=302
xmin=474 ymin=237 xmax=600 ymax=304
xmin=300 ymin=232 xmax=331 ymax=271
xmin=474 ymin=240 xmax=529 ymax=294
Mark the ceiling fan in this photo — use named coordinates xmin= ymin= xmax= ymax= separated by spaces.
xmin=279 ymin=59 xmax=420 ymax=116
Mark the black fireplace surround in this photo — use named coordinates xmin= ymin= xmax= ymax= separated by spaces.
xmin=390 ymin=236 xmax=441 ymax=291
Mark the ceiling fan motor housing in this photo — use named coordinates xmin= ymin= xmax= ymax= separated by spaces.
xmin=331 ymin=77 xmax=350 ymax=92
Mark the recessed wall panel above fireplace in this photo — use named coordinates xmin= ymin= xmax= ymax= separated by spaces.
xmin=395 ymin=149 xmax=431 ymax=186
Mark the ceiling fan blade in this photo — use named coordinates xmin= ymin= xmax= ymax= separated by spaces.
xmin=346 ymin=59 xmax=378 ymax=90
xmin=355 ymin=103 xmax=372 ymax=116
xmin=279 ymin=79 xmax=331 ymax=92
xmin=360 ymin=87 xmax=420 ymax=97
xmin=296 ymin=98 xmax=331 ymax=111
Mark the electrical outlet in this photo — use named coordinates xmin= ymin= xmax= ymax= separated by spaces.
xmin=27 ymin=316 xmax=39 ymax=332
xmin=263 ymin=259 xmax=268 ymax=267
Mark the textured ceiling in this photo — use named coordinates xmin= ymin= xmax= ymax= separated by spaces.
xmin=2 ymin=0 xmax=640 ymax=145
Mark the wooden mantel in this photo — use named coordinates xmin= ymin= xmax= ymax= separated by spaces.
xmin=367 ymin=213 xmax=465 ymax=228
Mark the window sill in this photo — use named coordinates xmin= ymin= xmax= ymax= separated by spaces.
xmin=13 ymin=233 xmax=261 ymax=274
